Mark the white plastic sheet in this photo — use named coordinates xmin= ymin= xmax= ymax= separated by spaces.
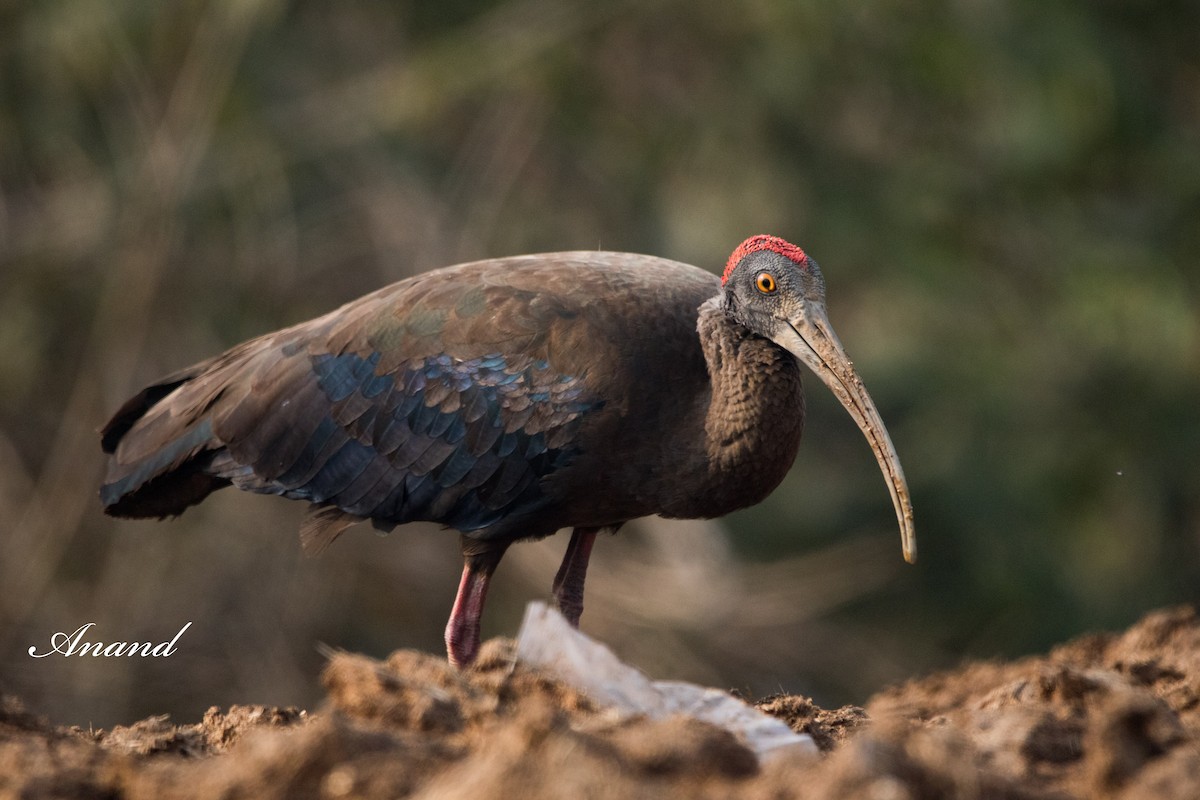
xmin=515 ymin=601 xmax=818 ymax=762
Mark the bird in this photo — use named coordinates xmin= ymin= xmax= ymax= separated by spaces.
xmin=100 ymin=235 xmax=915 ymax=668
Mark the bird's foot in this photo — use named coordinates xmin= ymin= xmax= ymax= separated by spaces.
xmin=554 ymin=586 xmax=585 ymax=628
xmin=445 ymin=616 xmax=480 ymax=669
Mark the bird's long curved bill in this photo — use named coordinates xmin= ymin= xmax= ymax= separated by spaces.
xmin=773 ymin=304 xmax=916 ymax=563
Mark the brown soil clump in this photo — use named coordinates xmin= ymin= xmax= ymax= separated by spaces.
xmin=4 ymin=608 xmax=1200 ymax=799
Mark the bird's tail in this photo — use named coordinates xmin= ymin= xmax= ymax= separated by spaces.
xmin=99 ymin=356 xmax=231 ymax=518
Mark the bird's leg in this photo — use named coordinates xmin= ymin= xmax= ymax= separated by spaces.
xmin=551 ymin=526 xmax=600 ymax=627
xmin=445 ymin=545 xmax=506 ymax=669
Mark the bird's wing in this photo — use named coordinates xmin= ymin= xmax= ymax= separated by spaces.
xmin=212 ymin=345 xmax=600 ymax=552
xmin=101 ymin=258 xmax=616 ymax=547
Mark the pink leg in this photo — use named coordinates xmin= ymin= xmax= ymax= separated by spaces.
xmin=445 ymin=549 xmax=503 ymax=668
xmin=552 ymin=527 xmax=599 ymax=627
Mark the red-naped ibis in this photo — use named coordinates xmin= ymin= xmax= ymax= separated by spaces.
xmin=100 ymin=236 xmax=915 ymax=667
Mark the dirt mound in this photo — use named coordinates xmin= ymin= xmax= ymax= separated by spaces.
xmin=3 ymin=608 xmax=1200 ymax=799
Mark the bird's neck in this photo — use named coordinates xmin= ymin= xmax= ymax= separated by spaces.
xmin=673 ymin=299 xmax=805 ymax=517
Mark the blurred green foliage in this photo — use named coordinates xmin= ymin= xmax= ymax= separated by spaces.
xmin=1 ymin=0 xmax=1198 ymax=727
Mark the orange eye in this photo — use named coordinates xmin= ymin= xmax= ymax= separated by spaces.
xmin=755 ymin=272 xmax=777 ymax=293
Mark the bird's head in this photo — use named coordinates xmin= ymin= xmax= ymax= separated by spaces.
xmin=721 ymin=235 xmax=917 ymax=564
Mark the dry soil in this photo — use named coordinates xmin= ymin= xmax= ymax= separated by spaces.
xmin=4 ymin=606 xmax=1200 ymax=799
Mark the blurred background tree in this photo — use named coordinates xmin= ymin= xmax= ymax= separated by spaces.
xmin=1 ymin=0 xmax=1197 ymax=727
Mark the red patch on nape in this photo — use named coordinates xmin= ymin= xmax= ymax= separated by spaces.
xmin=722 ymin=235 xmax=807 ymax=285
